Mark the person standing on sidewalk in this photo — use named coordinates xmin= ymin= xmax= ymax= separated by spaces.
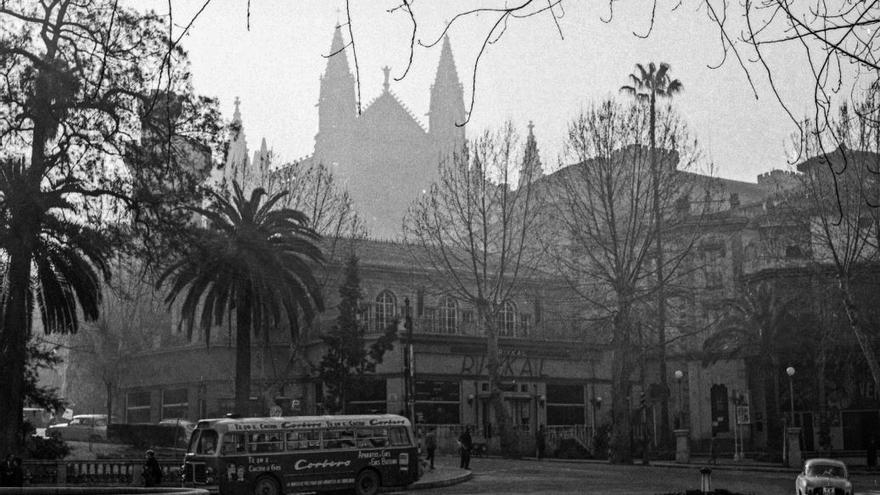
xmin=143 ymin=450 xmax=163 ymax=487
xmin=425 ymin=428 xmax=437 ymax=470
xmin=458 ymin=427 xmax=473 ymax=470
xmin=535 ymin=425 xmax=546 ymax=460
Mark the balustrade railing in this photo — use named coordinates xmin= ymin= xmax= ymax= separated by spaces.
xmin=22 ymin=458 xmax=182 ymax=486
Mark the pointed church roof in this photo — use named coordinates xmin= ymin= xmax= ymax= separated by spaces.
xmin=433 ymin=35 xmax=462 ymax=92
xmin=519 ymin=121 xmax=543 ymax=189
xmin=325 ymin=24 xmax=353 ymax=79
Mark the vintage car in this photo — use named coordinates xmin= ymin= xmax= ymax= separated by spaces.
xmin=46 ymin=414 xmax=111 ymax=442
xmin=796 ymin=458 xmax=853 ymax=495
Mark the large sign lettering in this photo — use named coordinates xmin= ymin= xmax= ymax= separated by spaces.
xmin=460 ymin=354 xmax=545 ymax=377
xmin=294 ymin=459 xmax=352 ymax=471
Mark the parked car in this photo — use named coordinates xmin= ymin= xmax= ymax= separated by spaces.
xmin=46 ymin=414 xmax=112 ymax=442
xmin=796 ymin=458 xmax=853 ymax=495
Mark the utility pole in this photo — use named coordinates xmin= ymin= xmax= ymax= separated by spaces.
xmin=403 ymin=298 xmax=415 ymax=424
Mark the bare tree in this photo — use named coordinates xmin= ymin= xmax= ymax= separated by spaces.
xmin=403 ymin=123 xmax=543 ymax=456
xmin=540 ymin=99 xmax=703 ymax=463
xmin=792 ymin=101 xmax=880 ymax=389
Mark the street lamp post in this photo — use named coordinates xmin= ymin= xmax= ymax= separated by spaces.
xmin=786 ymin=366 xmax=796 ymax=425
xmin=590 ymin=396 xmax=602 ymax=442
xmin=674 ymin=370 xmax=684 ymax=429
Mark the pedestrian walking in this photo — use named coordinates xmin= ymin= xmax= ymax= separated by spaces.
xmin=425 ymin=428 xmax=437 ymax=470
xmin=457 ymin=426 xmax=473 ymax=470
xmin=535 ymin=425 xmax=546 ymax=460
xmin=709 ymin=428 xmax=718 ymax=465
xmin=867 ymin=434 xmax=877 ymax=470
xmin=143 ymin=450 xmax=163 ymax=487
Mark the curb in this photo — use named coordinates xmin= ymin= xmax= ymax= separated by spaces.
xmin=382 ymin=469 xmax=473 ymax=493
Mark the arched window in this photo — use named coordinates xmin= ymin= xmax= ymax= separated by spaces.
xmin=497 ymin=301 xmax=516 ymax=337
xmin=438 ymin=296 xmax=458 ymax=334
xmin=375 ymin=290 xmax=397 ymax=330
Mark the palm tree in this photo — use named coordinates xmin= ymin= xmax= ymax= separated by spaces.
xmin=702 ymin=282 xmax=793 ymax=451
xmin=620 ymin=62 xmax=682 ymax=447
xmin=158 ymin=181 xmax=325 ymax=415
xmin=0 ymin=158 xmax=112 ymax=452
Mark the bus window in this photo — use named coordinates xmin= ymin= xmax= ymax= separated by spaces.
xmin=285 ymin=430 xmax=320 ymax=451
xmin=323 ymin=429 xmax=355 ymax=449
xmin=196 ymin=430 xmax=218 ymax=455
xmin=389 ymin=426 xmax=410 ymax=446
xmin=221 ymin=432 xmax=246 ymax=455
xmin=356 ymin=428 xmax=388 ymax=448
xmin=248 ymin=432 xmax=283 ymax=453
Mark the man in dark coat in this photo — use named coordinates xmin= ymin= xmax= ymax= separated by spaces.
xmin=536 ymin=425 xmax=547 ymax=460
xmin=425 ymin=429 xmax=437 ymax=470
xmin=143 ymin=450 xmax=162 ymax=487
xmin=458 ymin=427 xmax=473 ymax=470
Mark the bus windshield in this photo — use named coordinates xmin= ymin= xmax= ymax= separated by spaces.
xmin=188 ymin=428 xmax=218 ymax=455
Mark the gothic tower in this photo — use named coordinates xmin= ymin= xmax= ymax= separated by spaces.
xmin=518 ymin=121 xmax=544 ymax=189
xmin=314 ymin=24 xmax=357 ymax=170
xmin=428 ymin=36 xmax=466 ymax=159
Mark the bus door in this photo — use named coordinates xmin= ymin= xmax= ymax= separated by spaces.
xmin=217 ymin=431 xmax=249 ymax=495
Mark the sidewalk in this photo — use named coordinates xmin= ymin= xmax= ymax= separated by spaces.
xmin=382 ymin=463 xmax=472 ymax=492
xmin=521 ymin=454 xmax=880 ymax=475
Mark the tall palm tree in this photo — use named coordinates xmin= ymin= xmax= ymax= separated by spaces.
xmin=158 ymin=181 xmax=325 ymax=415
xmin=620 ymin=62 xmax=682 ymax=447
xmin=0 ymin=158 xmax=111 ymax=452
xmin=702 ymin=282 xmax=792 ymax=451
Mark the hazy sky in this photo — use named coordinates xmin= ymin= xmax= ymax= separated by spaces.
xmin=135 ymin=1 xmax=835 ymax=183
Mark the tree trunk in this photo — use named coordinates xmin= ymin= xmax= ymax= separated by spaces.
xmin=766 ymin=356 xmax=783 ymax=452
xmin=610 ymin=294 xmax=634 ymax=464
xmin=106 ymin=380 xmax=114 ymax=425
xmin=649 ymin=90 xmax=672 ymax=450
xmin=838 ymin=275 xmax=880 ymax=389
xmin=0 ymin=246 xmax=35 ymax=454
xmin=480 ymin=304 xmax=515 ymax=457
xmin=235 ymin=295 xmax=253 ymax=416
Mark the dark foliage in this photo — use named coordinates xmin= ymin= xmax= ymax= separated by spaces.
xmin=315 ymin=254 xmax=396 ymax=413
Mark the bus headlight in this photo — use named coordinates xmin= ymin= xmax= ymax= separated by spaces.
xmin=399 ymin=452 xmax=409 ymax=471
xmin=205 ymin=467 xmax=214 ymax=475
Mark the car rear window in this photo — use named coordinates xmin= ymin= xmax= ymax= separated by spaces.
xmin=808 ymin=464 xmax=845 ymax=478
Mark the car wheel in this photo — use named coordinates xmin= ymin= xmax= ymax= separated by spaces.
xmin=253 ymin=475 xmax=281 ymax=495
xmin=354 ymin=469 xmax=380 ymax=495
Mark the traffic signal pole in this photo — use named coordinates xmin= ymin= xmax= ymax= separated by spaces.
xmin=403 ymin=298 xmax=415 ymax=425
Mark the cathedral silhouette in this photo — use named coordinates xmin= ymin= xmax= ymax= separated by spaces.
xmin=312 ymin=24 xmax=467 ymax=239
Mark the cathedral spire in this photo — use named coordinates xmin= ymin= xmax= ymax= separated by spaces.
xmin=315 ymin=24 xmax=357 ymax=166
xmin=518 ymin=121 xmax=543 ymax=189
xmin=429 ymin=35 xmax=466 ymax=157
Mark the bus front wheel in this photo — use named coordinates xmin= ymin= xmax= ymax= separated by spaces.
xmin=354 ymin=469 xmax=380 ymax=495
xmin=253 ymin=475 xmax=281 ymax=495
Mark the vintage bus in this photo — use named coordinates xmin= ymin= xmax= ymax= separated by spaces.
xmin=181 ymin=414 xmax=420 ymax=495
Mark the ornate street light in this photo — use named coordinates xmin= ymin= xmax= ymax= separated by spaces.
xmin=674 ymin=370 xmax=684 ymax=428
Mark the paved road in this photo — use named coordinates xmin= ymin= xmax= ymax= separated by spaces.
xmin=400 ymin=457 xmax=880 ymax=494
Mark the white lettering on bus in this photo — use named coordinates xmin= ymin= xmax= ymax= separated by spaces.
xmin=294 ymin=459 xmax=352 ymax=471
xmin=368 ymin=418 xmax=405 ymax=426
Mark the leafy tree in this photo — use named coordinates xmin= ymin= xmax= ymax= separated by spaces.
xmin=620 ymin=62 xmax=683 ymax=448
xmin=158 ymin=181 xmax=325 ymax=415
xmin=316 ymin=254 xmax=396 ymax=413
xmin=0 ymin=0 xmax=221 ymax=454
xmin=404 ymin=123 xmax=544 ymax=457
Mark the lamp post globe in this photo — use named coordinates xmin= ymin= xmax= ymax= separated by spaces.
xmin=786 ymin=366 xmax=795 ymax=377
